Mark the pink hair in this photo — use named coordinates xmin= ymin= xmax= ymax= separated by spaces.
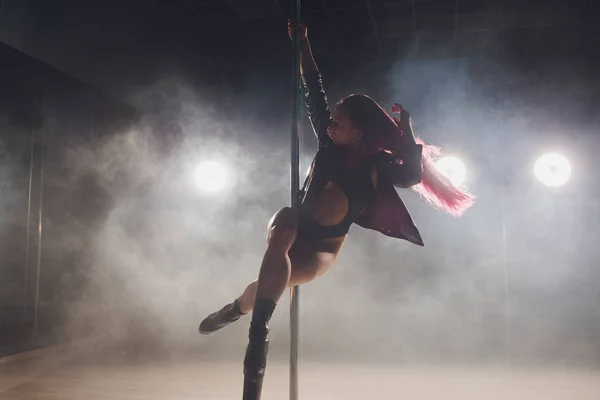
xmin=411 ymin=137 xmax=475 ymax=216
xmin=388 ymin=104 xmax=474 ymax=216
xmin=340 ymin=98 xmax=475 ymax=216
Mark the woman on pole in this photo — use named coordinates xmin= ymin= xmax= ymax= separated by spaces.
xmin=199 ymin=22 xmax=474 ymax=400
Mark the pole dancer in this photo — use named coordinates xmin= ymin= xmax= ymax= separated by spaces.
xmin=198 ymin=22 xmax=475 ymax=400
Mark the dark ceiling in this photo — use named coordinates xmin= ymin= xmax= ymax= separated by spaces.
xmin=165 ymin=0 xmax=600 ymax=63
xmin=2 ymin=0 xmax=598 ymax=101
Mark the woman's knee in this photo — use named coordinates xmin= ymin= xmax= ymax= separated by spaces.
xmin=266 ymin=207 xmax=298 ymax=249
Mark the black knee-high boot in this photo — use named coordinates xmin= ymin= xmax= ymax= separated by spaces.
xmin=242 ymin=298 xmax=276 ymax=400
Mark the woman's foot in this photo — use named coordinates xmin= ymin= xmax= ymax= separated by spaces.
xmin=198 ymin=299 xmax=246 ymax=335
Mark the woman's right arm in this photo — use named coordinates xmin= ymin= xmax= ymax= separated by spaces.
xmin=289 ymin=22 xmax=332 ymax=143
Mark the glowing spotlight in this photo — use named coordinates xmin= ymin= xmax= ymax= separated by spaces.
xmin=194 ymin=160 xmax=227 ymax=192
xmin=435 ymin=156 xmax=466 ymax=187
xmin=534 ymin=153 xmax=571 ymax=187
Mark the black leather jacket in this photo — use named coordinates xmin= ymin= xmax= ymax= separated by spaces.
xmin=301 ymin=72 xmax=424 ymax=246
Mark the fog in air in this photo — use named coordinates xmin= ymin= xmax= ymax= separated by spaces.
xmin=40 ymin=55 xmax=599 ymax=368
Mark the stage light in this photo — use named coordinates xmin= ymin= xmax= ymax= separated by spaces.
xmin=194 ymin=160 xmax=227 ymax=192
xmin=435 ymin=155 xmax=466 ymax=187
xmin=534 ymin=153 xmax=571 ymax=187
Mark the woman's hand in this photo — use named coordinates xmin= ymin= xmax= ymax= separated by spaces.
xmin=391 ymin=103 xmax=411 ymax=133
xmin=288 ymin=20 xmax=317 ymax=74
xmin=391 ymin=103 xmax=417 ymax=148
xmin=288 ymin=20 xmax=308 ymax=41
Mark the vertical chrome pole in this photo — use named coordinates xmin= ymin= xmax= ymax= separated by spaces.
xmin=290 ymin=0 xmax=302 ymax=399
xmin=33 ymin=94 xmax=46 ymax=334
xmin=501 ymin=192 xmax=509 ymax=363
xmin=24 ymin=92 xmax=36 ymax=319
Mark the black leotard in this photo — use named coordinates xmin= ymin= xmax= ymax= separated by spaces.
xmin=297 ymin=144 xmax=375 ymax=241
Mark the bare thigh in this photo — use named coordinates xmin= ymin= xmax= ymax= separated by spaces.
xmin=266 ymin=207 xmax=346 ymax=287
xmin=288 ymin=237 xmax=345 ymax=286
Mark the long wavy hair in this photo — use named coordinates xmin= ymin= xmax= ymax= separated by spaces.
xmin=336 ymin=94 xmax=475 ymax=216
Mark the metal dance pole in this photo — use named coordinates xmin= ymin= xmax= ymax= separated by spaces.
xmin=24 ymin=91 xmax=37 ymax=320
xmin=33 ymin=95 xmax=46 ymax=334
xmin=290 ymin=1 xmax=302 ymax=399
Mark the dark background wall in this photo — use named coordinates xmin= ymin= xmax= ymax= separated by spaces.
xmin=0 ymin=42 xmax=137 ymax=353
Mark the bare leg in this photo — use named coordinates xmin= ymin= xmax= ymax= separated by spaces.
xmin=243 ymin=207 xmax=297 ymax=400
xmin=237 ymin=280 xmax=258 ymax=314
xmin=254 ymin=231 xmax=295 ymax=302
xmin=199 ymin=209 xmax=297 ymax=335
xmin=241 ymin=209 xmax=344 ymax=400
xmin=236 ymin=240 xmax=341 ymax=314
xmin=200 ymin=231 xmax=343 ymax=334
xmin=199 ymin=208 xmax=345 ymax=400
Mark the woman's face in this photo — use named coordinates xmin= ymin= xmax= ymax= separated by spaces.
xmin=327 ymin=108 xmax=363 ymax=146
